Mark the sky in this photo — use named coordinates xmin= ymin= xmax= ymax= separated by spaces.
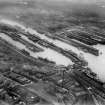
xmin=36 ymin=0 xmax=104 ymax=4
xmin=0 ymin=0 xmax=103 ymax=3
xmin=0 ymin=0 xmax=104 ymax=7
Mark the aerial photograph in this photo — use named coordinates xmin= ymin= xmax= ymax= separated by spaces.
xmin=0 ymin=0 xmax=105 ymax=105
